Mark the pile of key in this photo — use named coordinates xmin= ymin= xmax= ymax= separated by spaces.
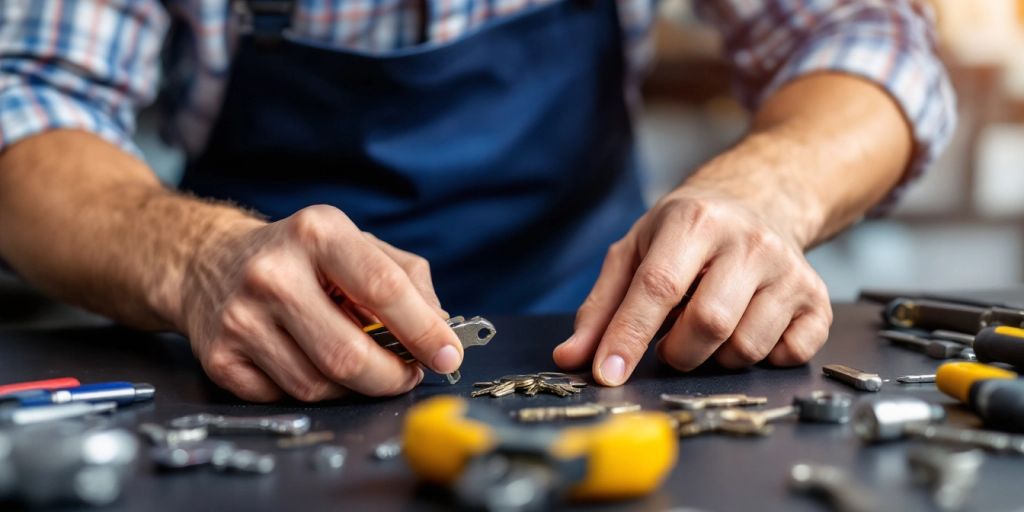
xmin=471 ymin=372 xmax=586 ymax=397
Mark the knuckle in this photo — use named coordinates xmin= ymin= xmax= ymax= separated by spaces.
xmin=218 ymin=302 xmax=260 ymax=338
xmin=637 ymin=264 xmax=684 ymax=303
xmin=240 ymin=253 xmax=289 ymax=299
xmin=668 ymin=198 xmax=716 ymax=228
xmin=289 ymin=378 xmax=333 ymax=403
xmin=726 ymin=333 xmax=769 ymax=366
xmin=606 ymin=317 xmax=652 ymax=358
xmin=321 ymin=339 xmax=368 ymax=382
xmin=408 ymin=255 xmax=432 ymax=281
xmin=689 ymin=302 xmax=735 ymax=341
xmin=361 ymin=263 xmax=407 ymax=305
xmin=289 ymin=205 xmax=345 ymax=245
xmin=744 ymin=229 xmax=783 ymax=256
xmin=204 ymin=348 xmax=236 ymax=378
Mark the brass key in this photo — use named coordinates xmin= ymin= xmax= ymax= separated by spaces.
xmin=661 ymin=393 xmax=767 ymax=410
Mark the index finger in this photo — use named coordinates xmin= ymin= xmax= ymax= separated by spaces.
xmin=304 ymin=211 xmax=463 ymax=374
xmin=591 ymin=230 xmax=711 ymax=385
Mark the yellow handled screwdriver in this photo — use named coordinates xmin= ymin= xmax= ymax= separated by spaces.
xmin=402 ymin=396 xmax=677 ymax=510
xmin=936 ymin=361 xmax=1024 ymax=432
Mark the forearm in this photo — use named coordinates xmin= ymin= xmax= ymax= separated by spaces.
xmin=0 ymin=130 xmax=264 ymax=331
xmin=684 ymin=72 xmax=912 ymax=249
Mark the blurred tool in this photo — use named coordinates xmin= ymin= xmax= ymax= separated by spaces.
xmin=660 ymin=393 xmax=767 ymax=410
xmin=211 ymin=448 xmax=275 ymax=474
xmin=901 ymin=424 xmax=1024 ymax=455
xmin=971 ymin=326 xmax=1024 ymax=369
xmin=8 ymin=382 xmax=154 ymax=407
xmin=853 ymin=396 xmax=945 ymax=441
xmin=896 ymin=374 xmax=936 ymax=384
xmin=883 ymin=298 xmax=1024 ymax=333
xmin=365 ymin=315 xmax=496 ymax=384
xmin=170 ymin=413 xmax=310 ymax=436
xmin=858 ymin=290 xmax=1016 ymax=310
xmin=373 ymin=439 xmax=403 ymax=460
xmin=151 ymin=440 xmax=235 ymax=470
xmin=403 ymin=396 xmax=676 ymax=511
xmin=793 ymin=391 xmax=853 ymax=424
xmin=0 ymin=401 xmax=116 ymax=426
xmin=310 ymin=445 xmax=347 ymax=471
xmin=931 ymin=330 xmax=977 ymax=346
xmin=878 ymin=330 xmax=971 ymax=360
xmin=277 ymin=431 xmax=335 ymax=449
xmin=936 ymin=361 xmax=1024 ymax=432
xmin=673 ymin=405 xmax=797 ymax=437
xmin=822 ymin=364 xmax=883 ymax=392
xmin=138 ymin=423 xmax=208 ymax=447
xmin=907 ymin=446 xmax=983 ymax=512
xmin=0 ymin=421 xmax=138 ymax=507
xmin=788 ymin=463 xmax=878 ymax=512
xmin=514 ymin=402 xmax=640 ymax=422
xmin=473 ymin=373 xmax=586 ymax=398
xmin=0 ymin=377 xmax=80 ymax=396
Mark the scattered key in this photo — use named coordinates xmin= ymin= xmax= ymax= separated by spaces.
xmin=907 ymin=446 xmax=983 ymax=511
xmin=661 ymin=393 xmax=767 ymax=410
xmin=471 ymin=372 xmax=586 ymax=398
xmin=169 ymin=413 xmax=311 ymax=436
xmin=513 ymin=402 xmax=640 ymax=422
xmin=277 ymin=431 xmax=336 ymax=449
xmin=822 ymin=364 xmax=883 ymax=392
xmin=671 ymin=405 xmax=797 ymax=437
xmin=788 ymin=463 xmax=879 ymax=512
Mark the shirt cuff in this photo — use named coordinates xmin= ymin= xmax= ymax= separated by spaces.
xmin=0 ymin=84 xmax=143 ymax=158
xmin=758 ymin=32 xmax=957 ymax=215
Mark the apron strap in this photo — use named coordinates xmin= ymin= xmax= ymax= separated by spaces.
xmin=234 ymin=0 xmax=295 ymax=42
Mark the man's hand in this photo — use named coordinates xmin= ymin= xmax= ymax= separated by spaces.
xmin=552 ymin=185 xmax=832 ymax=385
xmin=181 ymin=205 xmax=462 ymax=402
xmin=553 ymin=73 xmax=914 ymax=385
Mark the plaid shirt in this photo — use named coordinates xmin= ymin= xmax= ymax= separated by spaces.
xmin=0 ymin=0 xmax=954 ymax=187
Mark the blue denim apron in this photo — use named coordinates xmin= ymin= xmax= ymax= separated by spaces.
xmin=180 ymin=0 xmax=646 ymax=314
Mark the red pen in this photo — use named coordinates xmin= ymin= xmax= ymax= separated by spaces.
xmin=0 ymin=377 xmax=81 ymax=396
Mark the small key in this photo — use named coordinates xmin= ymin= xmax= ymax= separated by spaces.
xmin=514 ymin=402 xmax=640 ymax=422
xmin=151 ymin=440 xmax=236 ymax=469
xmin=211 ymin=447 xmax=276 ymax=474
xmin=715 ymin=405 xmax=798 ymax=435
xmin=169 ymin=413 xmax=311 ymax=436
xmin=670 ymin=411 xmax=725 ymax=437
xmin=788 ymin=463 xmax=879 ymax=512
xmin=907 ymin=446 xmax=983 ymax=512
xmin=367 ymin=315 xmax=496 ymax=384
xmin=878 ymin=330 xmax=965 ymax=359
xmin=661 ymin=393 xmax=767 ymax=410
xmin=903 ymin=423 xmax=1024 ymax=455
xmin=138 ymin=422 xmax=209 ymax=447
xmin=896 ymin=374 xmax=937 ymax=384
xmin=822 ymin=364 xmax=883 ymax=392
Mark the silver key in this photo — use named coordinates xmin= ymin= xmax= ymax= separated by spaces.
xmin=169 ymin=413 xmax=311 ymax=436
xmin=822 ymin=364 xmax=883 ymax=392
xmin=903 ymin=423 xmax=1024 ymax=455
xmin=661 ymin=393 xmax=767 ymax=410
xmin=138 ymin=423 xmax=208 ymax=447
xmin=514 ymin=402 xmax=640 ymax=422
xmin=788 ymin=463 xmax=879 ymax=512
xmin=907 ymin=446 xmax=983 ymax=511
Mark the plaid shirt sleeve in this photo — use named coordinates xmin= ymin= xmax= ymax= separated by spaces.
xmin=696 ymin=0 xmax=957 ymax=204
xmin=0 ymin=1 xmax=169 ymax=157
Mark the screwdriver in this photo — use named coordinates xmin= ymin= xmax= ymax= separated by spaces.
xmin=402 ymin=396 xmax=677 ymax=511
xmin=936 ymin=361 xmax=1024 ymax=432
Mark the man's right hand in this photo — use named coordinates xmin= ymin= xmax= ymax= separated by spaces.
xmin=180 ymin=205 xmax=462 ymax=402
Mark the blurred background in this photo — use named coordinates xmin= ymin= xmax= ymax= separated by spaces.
xmin=132 ymin=0 xmax=1024 ymax=302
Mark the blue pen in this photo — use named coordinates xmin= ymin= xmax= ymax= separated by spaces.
xmin=11 ymin=381 xmax=155 ymax=407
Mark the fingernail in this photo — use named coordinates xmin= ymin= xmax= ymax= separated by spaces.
xmin=599 ymin=355 xmax=626 ymax=386
xmin=414 ymin=367 xmax=425 ymax=385
xmin=432 ymin=345 xmax=461 ymax=373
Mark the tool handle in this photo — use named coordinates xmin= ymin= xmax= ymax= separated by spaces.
xmin=971 ymin=379 xmax=1024 ymax=433
xmin=974 ymin=326 xmax=1024 ymax=369
xmin=884 ymin=299 xmax=984 ymax=333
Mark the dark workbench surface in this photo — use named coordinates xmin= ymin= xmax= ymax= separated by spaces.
xmin=2 ymin=280 xmax=1024 ymax=511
